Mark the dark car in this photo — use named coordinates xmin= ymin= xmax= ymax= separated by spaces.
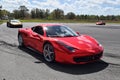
xmin=7 ymin=19 xmax=23 ymax=28
xmin=96 ymin=21 xmax=106 ymax=25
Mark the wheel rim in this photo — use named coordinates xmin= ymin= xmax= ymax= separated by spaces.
xmin=18 ymin=34 xmax=23 ymax=46
xmin=43 ymin=44 xmax=55 ymax=62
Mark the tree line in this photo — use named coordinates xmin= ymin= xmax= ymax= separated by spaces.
xmin=1 ymin=5 xmax=120 ymax=21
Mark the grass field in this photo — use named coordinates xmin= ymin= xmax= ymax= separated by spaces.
xmin=0 ymin=19 xmax=120 ymax=25
xmin=0 ymin=20 xmax=3 ymax=24
xmin=0 ymin=19 xmax=94 ymax=25
xmin=20 ymin=19 xmax=120 ymax=24
xmin=20 ymin=19 xmax=94 ymax=23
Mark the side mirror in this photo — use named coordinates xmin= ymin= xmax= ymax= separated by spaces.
xmin=76 ymin=32 xmax=80 ymax=36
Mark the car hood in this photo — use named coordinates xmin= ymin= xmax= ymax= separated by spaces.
xmin=54 ymin=35 xmax=100 ymax=50
xmin=11 ymin=22 xmax=22 ymax=25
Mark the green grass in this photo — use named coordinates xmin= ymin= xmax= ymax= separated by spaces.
xmin=105 ymin=20 xmax=120 ymax=24
xmin=0 ymin=20 xmax=7 ymax=24
xmin=20 ymin=19 xmax=120 ymax=24
xmin=0 ymin=20 xmax=3 ymax=24
xmin=1 ymin=19 xmax=120 ymax=24
xmin=20 ymin=19 xmax=96 ymax=23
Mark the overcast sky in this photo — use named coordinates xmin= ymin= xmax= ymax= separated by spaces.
xmin=0 ymin=0 xmax=120 ymax=15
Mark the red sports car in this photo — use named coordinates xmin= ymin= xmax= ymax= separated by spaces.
xmin=96 ymin=21 xmax=106 ymax=25
xmin=18 ymin=24 xmax=104 ymax=64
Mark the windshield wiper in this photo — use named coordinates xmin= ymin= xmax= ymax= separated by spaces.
xmin=48 ymin=35 xmax=62 ymax=37
xmin=64 ymin=35 xmax=74 ymax=37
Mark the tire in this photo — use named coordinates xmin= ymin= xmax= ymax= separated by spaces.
xmin=19 ymin=25 xmax=23 ymax=28
xmin=21 ymin=25 xmax=23 ymax=28
xmin=43 ymin=43 xmax=55 ymax=62
xmin=18 ymin=33 xmax=24 ymax=47
xmin=7 ymin=22 xmax=10 ymax=27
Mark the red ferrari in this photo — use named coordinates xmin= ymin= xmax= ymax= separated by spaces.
xmin=18 ymin=24 xmax=104 ymax=64
xmin=96 ymin=21 xmax=106 ymax=25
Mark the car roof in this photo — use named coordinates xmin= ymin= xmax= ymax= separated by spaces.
xmin=10 ymin=19 xmax=20 ymax=22
xmin=37 ymin=24 xmax=62 ymax=27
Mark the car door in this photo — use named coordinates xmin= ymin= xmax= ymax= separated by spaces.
xmin=29 ymin=26 xmax=44 ymax=52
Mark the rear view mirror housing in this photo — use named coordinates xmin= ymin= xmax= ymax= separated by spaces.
xmin=76 ymin=32 xmax=80 ymax=36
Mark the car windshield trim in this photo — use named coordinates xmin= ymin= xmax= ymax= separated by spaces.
xmin=47 ymin=35 xmax=78 ymax=38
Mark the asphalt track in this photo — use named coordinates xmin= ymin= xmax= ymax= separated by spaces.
xmin=0 ymin=23 xmax=120 ymax=80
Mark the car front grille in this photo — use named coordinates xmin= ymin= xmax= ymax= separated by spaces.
xmin=73 ymin=52 xmax=103 ymax=63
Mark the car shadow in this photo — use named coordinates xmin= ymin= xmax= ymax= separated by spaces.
xmin=18 ymin=46 xmax=109 ymax=75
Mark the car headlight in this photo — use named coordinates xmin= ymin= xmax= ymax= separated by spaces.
xmin=57 ymin=41 xmax=76 ymax=52
xmin=96 ymin=41 xmax=102 ymax=47
xmin=98 ymin=43 xmax=102 ymax=47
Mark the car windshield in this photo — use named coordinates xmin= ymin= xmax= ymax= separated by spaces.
xmin=11 ymin=20 xmax=20 ymax=23
xmin=45 ymin=25 xmax=78 ymax=37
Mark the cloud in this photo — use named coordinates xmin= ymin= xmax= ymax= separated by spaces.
xmin=0 ymin=0 xmax=31 ymax=11
xmin=0 ymin=0 xmax=120 ymax=15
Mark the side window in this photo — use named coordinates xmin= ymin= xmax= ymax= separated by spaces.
xmin=32 ymin=26 xmax=44 ymax=35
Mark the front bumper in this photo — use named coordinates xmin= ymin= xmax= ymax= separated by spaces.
xmin=10 ymin=24 xmax=23 ymax=28
xmin=73 ymin=52 xmax=103 ymax=63
xmin=55 ymin=49 xmax=103 ymax=64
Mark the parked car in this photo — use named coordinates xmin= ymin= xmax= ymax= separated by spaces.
xmin=7 ymin=19 xmax=23 ymax=28
xmin=96 ymin=21 xmax=106 ymax=25
xmin=18 ymin=24 xmax=104 ymax=64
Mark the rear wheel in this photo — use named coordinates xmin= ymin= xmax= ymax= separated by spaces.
xmin=43 ymin=43 xmax=55 ymax=62
xmin=20 ymin=25 xmax=23 ymax=28
xmin=18 ymin=34 xmax=24 ymax=47
xmin=21 ymin=25 xmax=23 ymax=28
xmin=7 ymin=22 xmax=10 ymax=27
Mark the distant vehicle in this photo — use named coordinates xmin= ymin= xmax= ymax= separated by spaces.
xmin=18 ymin=24 xmax=104 ymax=64
xmin=96 ymin=21 xmax=106 ymax=25
xmin=7 ymin=19 xmax=23 ymax=28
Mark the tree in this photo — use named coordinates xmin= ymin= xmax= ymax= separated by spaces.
xmin=99 ymin=15 xmax=105 ymax=20
xmin=0 ymin=5 xmax=2 ymax=10
xmin=66 ymin=12 xmax=76 ymax=19
xmin=31 ymin=9 xmax=36 ymax=18
xmin=35 ymin=8 xmax=40 ymax=18
xmin=0 ymin=5 xmax=2 ymax=19
xmin=13 ymin=10 xmax=20 ymax=19
xmin=0 ymin=9 xmax=10 ymax=20
xmin=115 ymin=15 xmax=120 ymax=21
xmin=51 ymin=8 xmax=64 ymax=19
xmin=88 ymin=15 xmax=98 ymax=21
xmin=39 ymin=9 xmax=45 ymax=19
xmin=45 ymin=9 xmax=50 ymax=19
xmin=19 ymin=5 xmax=29 ymax=19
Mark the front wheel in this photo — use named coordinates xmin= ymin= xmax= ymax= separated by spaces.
xmin=43 ymin=43 xmax=55 ymax=62
xmin=7 ymin=22 xmax=10 ymax=27
xmin=18 ymin=33 xmax=24 ymax=47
